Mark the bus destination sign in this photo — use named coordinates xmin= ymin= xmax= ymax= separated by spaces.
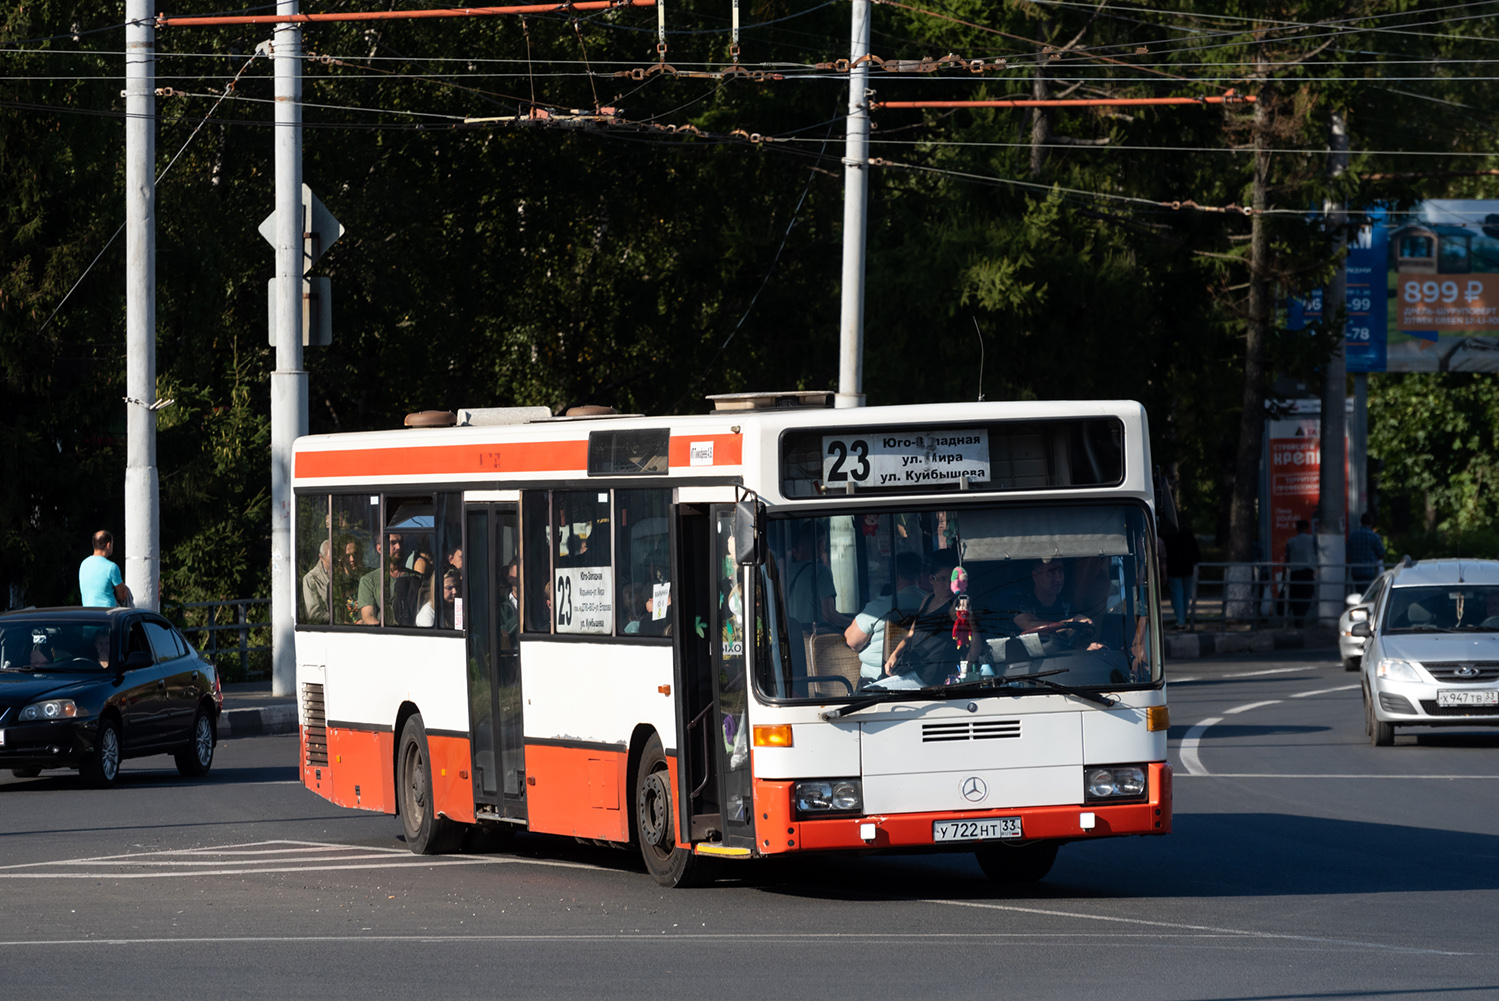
xmin=821 ymin=430 xmax=991 ymax=488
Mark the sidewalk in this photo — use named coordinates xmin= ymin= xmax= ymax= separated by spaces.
xmin=219 ymin=682 xmax=298 ymax=739
xmin=1164 ymin=624 xmax=1339 ymax=659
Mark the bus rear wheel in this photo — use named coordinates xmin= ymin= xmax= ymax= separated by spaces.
xmin=399 ymin=714 xmax=463 ymax=855
xmin=975 ymin=841 xmax=1059 ymax=883
xmin=634 ymin=734 xmax=715 ymax=888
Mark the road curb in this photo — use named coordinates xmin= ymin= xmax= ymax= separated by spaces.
xmin=1165 ymin=627 xmax=1338 ymax=660
xmin=219 ymin=704 xmax=297 ymax=739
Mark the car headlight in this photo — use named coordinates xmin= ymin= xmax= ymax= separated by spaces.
xmin=19 ymin=699 xmax=79 ymax=722
xmin=794 ymin=779 xmax=862 ymax=814
xmin=1084 ymin=765 xmax=1147 ymax=802
xmin=1376 ymin=659 xmax=1422 ymax=682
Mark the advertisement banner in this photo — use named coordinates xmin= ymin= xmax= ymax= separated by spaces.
xmin=1288 ymin=200 xmax=1499 ymax=373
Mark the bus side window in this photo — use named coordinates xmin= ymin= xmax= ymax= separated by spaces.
xmin=616 ymin=490 xmax=671 ymax=637
xmin=296 ymin=494 xmax=331 ymax=626
xmin=551 ymin=490 xmax=612 ymax=635
xmin=522 ymin=491 xmax=552 ymax=633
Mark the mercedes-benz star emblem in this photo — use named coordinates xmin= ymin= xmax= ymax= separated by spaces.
xmin=1456 ymin=663 xmax=1480 ymax=678
xmin=961 ymin=776 xmax=988 ymax=803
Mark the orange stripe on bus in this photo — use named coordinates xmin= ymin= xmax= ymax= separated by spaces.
xmin=428 ymin=734 xmax=477 ymax=825
xmin=667 ymin=434 xmax=742 ymax=468
xmin=295 ymin=440 xmax=588 ymax=480
xmin=323 ymin=727 xmax=395 ymax=814
xmin=524 ymin=743 xmax=630 ymax=842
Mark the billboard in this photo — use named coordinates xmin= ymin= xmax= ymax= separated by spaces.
xmin=1288 ymin=200 xmax=1499 ymax=373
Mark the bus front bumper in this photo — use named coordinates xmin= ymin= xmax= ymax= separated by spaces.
xmin=751 ymin=762 xmax=1171 ymax=854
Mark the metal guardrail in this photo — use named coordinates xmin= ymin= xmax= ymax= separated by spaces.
xmin=1185 ymin=562 xmax=1385 ymax=629
xmin=163 ymin=598 xmax=270 ymax=679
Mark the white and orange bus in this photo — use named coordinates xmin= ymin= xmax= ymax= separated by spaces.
xmin=292 ymin=395 xmax=1171 ymax=886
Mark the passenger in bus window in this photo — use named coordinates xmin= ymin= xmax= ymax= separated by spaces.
xmin=845 ymin=551 xmax=929 ymax=682
xmin=499 ymin=563 xmax=519 ymax=636
xmin=880 ymin=548 xmax=975 ymax=684
xmin=416 ymin=570 xmax=459 ymax=628
xmin=784 ymin=525 xmax=848 ymax=629
xmin=301 ymin=539 xmax=333 ymax=625
xmin=359 ymin=534 xmax=416 ymax=626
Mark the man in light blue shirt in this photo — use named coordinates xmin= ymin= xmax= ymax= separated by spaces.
xmin=79 ymin=530 xmax=131 ymax=608
xmin=844 ymin=551 xmax=932 ymax=681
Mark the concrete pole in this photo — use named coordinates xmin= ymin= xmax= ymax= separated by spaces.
xmin=1351 ymin=373 xmax=1368 ymax=517
xmin=124 ymin=0 xmax=159 ymax=612
xmin=835 ymin=0 xmax=870 ymax=410
xmin=270 ymin=1 xmax=305 ymax=696
xmin=1317 ymin=110 xmax=1349 ymax=621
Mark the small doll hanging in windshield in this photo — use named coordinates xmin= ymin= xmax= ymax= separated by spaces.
xmin=950 ymin=565 xmax=975 ymax=680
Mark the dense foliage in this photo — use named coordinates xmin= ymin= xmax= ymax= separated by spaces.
xmin=3 ymin=0 xmax=1498 ymax=605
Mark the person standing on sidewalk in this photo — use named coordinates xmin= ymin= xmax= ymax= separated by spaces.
xmin=1347 ymin=512 xmax=1386 ymax=593
xmin=79 ymin=530 xmax=131 ymax=608
xmin=1164 ymin=522 xmax=1201 ymax=630
xmin=1284 ymin=519 xmax=1317 ymax=628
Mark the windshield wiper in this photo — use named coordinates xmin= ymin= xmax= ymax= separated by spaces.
xmin=820 ymin=688 xmax=924 ymax=721
xmin=938 ymin=670 xmax=1118 ymax=707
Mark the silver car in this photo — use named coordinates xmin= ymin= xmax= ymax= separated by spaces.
xmin=1338 ymin=573 xmax=1388 ymax=672
xmin=1353 ymin=558 xmax=1499 ymax=746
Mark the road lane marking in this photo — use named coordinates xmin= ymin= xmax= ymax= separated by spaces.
xmin=1171 ymin=665 xmax=1322 ymax=684
xmin=1176 ymin=773 xmax=1499 ymax=779
xmin=1223 ymin=700 xmax=1281 ymax=715
xmin=923 ymin=899 xmax=1472 ymax=956
xmin=0 ymin=839 xmax=595 ymax=879
xmin=1291 ymin=684 xmax=1361 ymax=697
xmin=1178 ymin=717 xmax=1222 ymax=776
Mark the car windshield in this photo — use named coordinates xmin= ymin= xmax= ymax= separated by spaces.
xmin=0 ymin=620 xmax=112 ymax=671
xmin=754 ymin=502 xmax=1160 ymax=702
xmin=1383 ymin=585 xmax=1499 ymax=633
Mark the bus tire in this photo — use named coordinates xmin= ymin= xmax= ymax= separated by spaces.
xmin=398 ymin=714 xmax=463 ymax=855
xmin=634 ymin=734 xmax=715 ymax=888
xmin=975 ymin=841 xmax=1059 ymax=883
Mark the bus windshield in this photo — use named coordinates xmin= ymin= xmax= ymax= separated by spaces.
xmin=754 ymin=503 xmax=1160 ymax=702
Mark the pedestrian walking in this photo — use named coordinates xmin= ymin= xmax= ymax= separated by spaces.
xmin=1164 ymin=522 xmax=1201 ymax=630
xmin=1347 ymin=512 xmax=1386 ymax=593
xmin=79 ymin=530 xmax=132 ymax=608
xmin=1284 ymin=519 xmax=1317 ymax=628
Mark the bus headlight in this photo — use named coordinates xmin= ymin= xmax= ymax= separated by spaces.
xmin=1084 ymin=765 xmax=1147 ymax=802
xmin=794 ymin=779 xmax=862 ymax=815
xmin=19 ymin=699 xmax=79 ymax=722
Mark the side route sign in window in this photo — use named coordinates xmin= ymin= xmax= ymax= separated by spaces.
xmin=821 ymin=430 xmax=991 ymax=488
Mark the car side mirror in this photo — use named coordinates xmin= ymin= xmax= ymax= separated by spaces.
xmin=1350 ymin=621 xmax=1372 ymax=638
xmin=124 ymin=649 xmax=153 ymax=670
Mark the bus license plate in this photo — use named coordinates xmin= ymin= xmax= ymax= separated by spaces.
xmin=1438 ymin=690 xmax=1499 ymax=707
xmin=933 ymin=817 xmax=1022 ymax=842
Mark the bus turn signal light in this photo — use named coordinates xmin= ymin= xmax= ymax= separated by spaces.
xmin=1146 ymin=706 xmax=1169 ymax=731
xmin=752 ymin=725 xmax=793 ymax=748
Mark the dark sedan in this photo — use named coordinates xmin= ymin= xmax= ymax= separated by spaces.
xmin=0 ymin=608 xmax=222 ymax=787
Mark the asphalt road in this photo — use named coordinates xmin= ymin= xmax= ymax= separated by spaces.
xmin=3 ymin=648 xmax=1497 ymax=1001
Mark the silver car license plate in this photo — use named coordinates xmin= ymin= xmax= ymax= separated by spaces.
xmin=1437 ymin=690 xmax=1499 ymax=707
xmin=933 ymin=817 xmax=1023 ymax=842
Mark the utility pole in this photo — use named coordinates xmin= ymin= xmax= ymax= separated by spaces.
xmin=269 ymin=0 xmax=305 ymax=696
xmin=124 ymin=0 xmax=159 ymax=612
xmin=1317 ymin=110 xmax=1349 ymax=621
xmin=835 ymin=0 xmax=870 ymax=410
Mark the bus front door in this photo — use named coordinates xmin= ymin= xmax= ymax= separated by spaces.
xmin=671 ymin=505 xmax=756 ymax=852
xmin=465 ymin=503 xmax=527 ymax=822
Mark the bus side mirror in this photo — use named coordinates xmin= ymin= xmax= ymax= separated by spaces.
xmin=733 ymin=499 xmax=762 ymax=566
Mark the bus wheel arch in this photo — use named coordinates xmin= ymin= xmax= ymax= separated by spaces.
xmin=391 ymin=701 xmax=421 ymax=816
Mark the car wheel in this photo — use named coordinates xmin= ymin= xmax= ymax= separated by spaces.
xmin=398 ymin=714 xmax=464 ymax=855
xmin=1363 ymin=687 xmax=1373 ymax=737
xmin=80 ymin=716 xmax=121 ymax=788
xmin=174 ymin=707 xmax=215 ymax=778
xmin=1372 ymin=714 xmax=1395 ymax=746
xmin=10 ymin=768 xmax=41 ymax=778
xmin=1342 ymin=656 xmax=1360 ymax=673
xmin=975 ymin=841 xmax=1060 ymax=883
xmin=634 ymin=734 xmax=715 ymax=888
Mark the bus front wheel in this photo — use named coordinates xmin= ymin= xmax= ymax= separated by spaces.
xmin=399 ymin=714 xmax=463 ymax=855
xmin=634 ymin=734 xmax=715 ymax=888
xmin=975 ymin=841 xmax=1059 ymax=883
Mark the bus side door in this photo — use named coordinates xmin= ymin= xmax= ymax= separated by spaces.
xmin=465 ymin=503 xmax=527 ymax=821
